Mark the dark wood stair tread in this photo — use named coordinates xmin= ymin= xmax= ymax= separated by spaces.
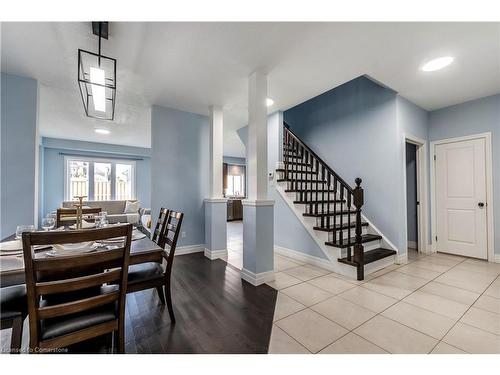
xmin=313 ymin=222 xmax=368 ymax=232
xmin=303 ymin=210 xmax=356 ymax=217
xmin=325 ymin=234 xmax=382 ymax=248
xmin=337 ymin=248 xmax=396 ymax=266
xmin=294 ymin=199 xmax=345 ymax=204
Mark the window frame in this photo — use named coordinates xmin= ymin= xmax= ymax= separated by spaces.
xmin=64 ymin=156 xmax=136 ymax=201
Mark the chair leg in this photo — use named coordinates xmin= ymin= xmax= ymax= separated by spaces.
xmin=165 ymin=283 xmax=176 ymax=324
xmin=117 ymin=325 xmax=125 ymax=354
xmin=156 ymin=286 xmax=166 ymax=305
xmin=10 ymin=316 xmax=23 ymax=354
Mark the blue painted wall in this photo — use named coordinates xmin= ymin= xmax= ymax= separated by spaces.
xmin=429 ymin=94 xmax=500 ymax=255
xmin=40 ymin=137 xmax=151 ymax=222
xmin=285 ymin=76 xmax=407 ymax=252
xmin=151 ymin=105 xmax=209 ymax=247
xmin=1 ymin=73 xmax=39 ymax=238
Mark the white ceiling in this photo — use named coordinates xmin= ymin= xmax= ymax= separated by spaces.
xmin=2 ymin=22 xmax=499 ymax=156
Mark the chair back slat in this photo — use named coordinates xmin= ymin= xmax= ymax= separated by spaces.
xmin=159 ymin=210 xmax=184 ymax=264
xmin=152 ymin=208 xmax=169 ymax=245
xmin=26 ymin=225 xmax=128 ymax=245
xmin=36 ymin=269 xmax=122 ymax=296
xmin=33 ymin=247 xmax=125 ymax=272
xmin=22 ymin=224 xmax=132 ymax=350
xmin=56 ymin=207 xmax=102 ymax=227
xmin=37 ymin=291 xmax=119 ymax=320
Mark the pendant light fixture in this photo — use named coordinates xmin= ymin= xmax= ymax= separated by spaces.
xmin=78 ymin=22 xmax=116 ymax=120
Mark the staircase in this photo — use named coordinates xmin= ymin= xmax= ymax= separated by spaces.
xmin=275 ymin=123 xmax=397 ymax=280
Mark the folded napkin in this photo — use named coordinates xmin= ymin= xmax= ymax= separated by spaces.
xmin=69 ymin=220 xmax=95 ymax=230
xmin=132 ymin=230 xmax=147 ymax=241
xmin=48 ymin=241 xmax=97 ymax=257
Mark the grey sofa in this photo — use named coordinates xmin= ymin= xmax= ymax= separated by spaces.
xmin=61 ymin=200 xmax=143 ymax=224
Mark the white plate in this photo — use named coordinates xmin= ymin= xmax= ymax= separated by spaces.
xmin=47 ymin=243 xmax=98 ymax=257
xmin=0 ymin=240 xmax=22 ymax=252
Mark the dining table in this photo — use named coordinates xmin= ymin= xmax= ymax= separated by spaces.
xmin=0 ymin=226 xmax=164 ymax=288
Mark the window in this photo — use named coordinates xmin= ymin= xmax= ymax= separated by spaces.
xmin=226 ymin=175 xmax=244 ymax=197
xmin=65 ymin=157 xmax=135 ymax=201
xmin=68 ymin=160 xmax=90 ymax=199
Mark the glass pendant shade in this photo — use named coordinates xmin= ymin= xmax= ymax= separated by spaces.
xmin=78 ymin=48 xmax=116 ymax=120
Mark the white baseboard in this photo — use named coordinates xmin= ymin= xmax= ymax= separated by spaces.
xmin=240 ymin=268 xmax=274 ymax=286
xmin=175 ymin=244 xmax=205 ymax=256
xmin=396 ymin=253 xmax=408 ymax=264
xmin=204 ymin=248 xmax=228 ymax=260
xmin=274 ymin=245 xmax=339 ymax=272
xmin=407 ymin=241 xmax=418 ymax=249
xmin=492 ymin=254 xmax=500 ymax=264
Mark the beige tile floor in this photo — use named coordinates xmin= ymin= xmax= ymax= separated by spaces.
xmin=224 ymin=221 xmax=243 ymax=269
xmin=267 ymin=249 xmax=500 ymax=354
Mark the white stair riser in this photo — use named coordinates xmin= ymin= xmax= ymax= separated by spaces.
xmin=314 ymin=227 xmax=368 ymax=242
xmin=307 ymin=214 xmax=357 ymax=223
xmin=297 ymin=202 xmax=351 ymax=212
xmin=327 ymin=240 xmax=382 ymax=257
xmin=289 ymin=191 xmax=342 ymax=201
xmin=282 ymin=182 xmax=349 ymax=191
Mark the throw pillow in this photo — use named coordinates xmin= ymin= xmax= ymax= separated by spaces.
xmin=124 ymin=200 xmax=140 ymax=214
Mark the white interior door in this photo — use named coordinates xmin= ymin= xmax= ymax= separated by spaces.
xmin=435 ymin=138 xmax=487 ymax=259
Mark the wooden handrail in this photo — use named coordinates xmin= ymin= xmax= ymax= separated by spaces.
xmin=283 ymin=122 xmax=354 ymax=194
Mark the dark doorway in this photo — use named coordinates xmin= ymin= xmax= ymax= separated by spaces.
xmin=406 ymin=142 xmax=418 ymax=258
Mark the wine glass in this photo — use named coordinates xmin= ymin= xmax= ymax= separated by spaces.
xmin=15 ymin=225 xmax=35 ymax=239
xmin=41 ymin=217 xmax=55 ymax=231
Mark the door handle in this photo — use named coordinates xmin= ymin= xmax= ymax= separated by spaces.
xmin=478 ymin=202 xmax=485 ymax=208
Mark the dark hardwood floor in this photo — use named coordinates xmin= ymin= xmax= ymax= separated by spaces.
xmin=2 ymin=253 xmax=277 ymax=354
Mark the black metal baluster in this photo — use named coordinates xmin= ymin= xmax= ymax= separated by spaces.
xmin=326 ymin=173 xmax=331 ymax=232
xmin=340 ymin=185 xmax=344 ymax=246
xmin=321 ymin=165 xmax=325 ymax=228
xmin=315 ymin=159 xmax=319 ymax=215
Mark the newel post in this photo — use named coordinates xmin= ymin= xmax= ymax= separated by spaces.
xmin=353 ymin=177 xmax=364 ymax=280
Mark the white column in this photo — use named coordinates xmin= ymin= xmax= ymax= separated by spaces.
xmin=209 ymin=105 xmax=224 ymax=199
xmin=204 ymin=105 xmax=227 ymax=260
xmin=246 ymin=72 xmax=269 ymax=200
xmin=242 ymin=71 xmax=275 ymax=285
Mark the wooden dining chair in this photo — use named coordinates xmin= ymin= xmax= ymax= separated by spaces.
xmin=56 ymin=207 xmax=102 ymax=227
xmin=126 ymin=210 xmax=184 ymax=323
xmin=0 ymin=285 xmax=27 ymax=353
xmin=22 ymin=224 xmax=133 ymax=353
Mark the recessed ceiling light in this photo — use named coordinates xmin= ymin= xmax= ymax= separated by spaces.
xmin=266 ymin=98 xmax=274 ymax=107
xmin=421 ymin=56 xmax=454 ymax=72
xmin=95 ymin=128 xmax=110 ymax=135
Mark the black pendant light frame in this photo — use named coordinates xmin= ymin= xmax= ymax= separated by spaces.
xmin=78 ymin=22 xmax=117 ymax=121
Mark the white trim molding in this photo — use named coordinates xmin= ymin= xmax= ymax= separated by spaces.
xmin=240 ymin=268 xmax=274 ymax=286
xmin=407 ymin=241 xmax=418 ymax=249
xmin=241 ymin=199 xmax=275 ymax=207
xmin=204 ymin=248 xmax=227 ymax=260
xmin=430 ymin=132 xmax=495 ymax=263
xmin=175 ymin=244 xmax=205 ymax=256
xmin=274 ymin=246 xmax=338 ymax=272
xmin=204 ymin=198 xmax=228 ymax=203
